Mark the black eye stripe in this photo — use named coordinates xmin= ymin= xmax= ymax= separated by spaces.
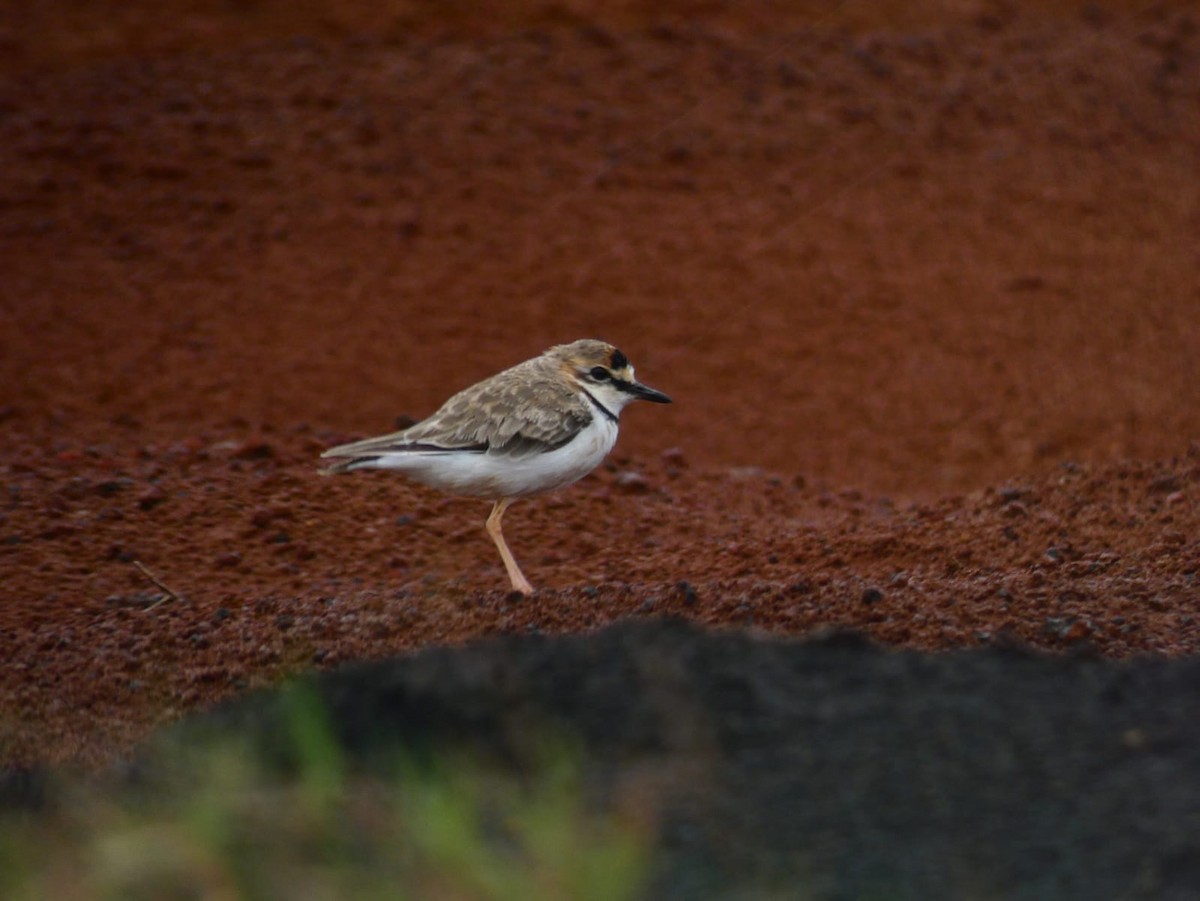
xmin=589 ymin=366 xmax=610 ymax=381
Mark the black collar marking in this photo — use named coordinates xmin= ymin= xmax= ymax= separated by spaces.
xmin=579 ymin=385 xmax=618 ymax=424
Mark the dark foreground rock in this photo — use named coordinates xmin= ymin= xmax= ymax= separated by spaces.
xmin=146 ymin=618 xmax=1200 ymax=900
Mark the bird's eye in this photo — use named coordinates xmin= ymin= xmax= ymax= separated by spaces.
xmin=589 ymin=366 xmax=610 ymax=381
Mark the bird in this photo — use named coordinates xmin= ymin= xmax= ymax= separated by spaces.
xmin=321 ymin=339 xmax=671 ymax=595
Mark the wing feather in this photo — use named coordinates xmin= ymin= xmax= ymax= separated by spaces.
xmin=321 ymin=356 xmax=593 ymax=464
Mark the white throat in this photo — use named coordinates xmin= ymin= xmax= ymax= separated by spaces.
xmin=579 ymin=381 xmax=637 ymax=421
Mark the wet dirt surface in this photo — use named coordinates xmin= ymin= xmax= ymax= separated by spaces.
xmin=2 ymin=2 xmax=1200 ymax=870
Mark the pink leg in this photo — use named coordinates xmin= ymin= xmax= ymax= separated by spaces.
xmin=485 ymin=499 xmax=533 ymax=595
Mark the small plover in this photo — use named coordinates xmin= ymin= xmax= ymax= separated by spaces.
xmin=321 ymin=339 xmax=671 ymax=594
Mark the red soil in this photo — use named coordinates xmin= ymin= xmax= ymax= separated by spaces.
xmin=1 ymin=0 xmax=1198 ymax=766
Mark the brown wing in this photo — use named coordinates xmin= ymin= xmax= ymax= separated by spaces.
xmin=321 ymin=357 xmax=593 ymax=462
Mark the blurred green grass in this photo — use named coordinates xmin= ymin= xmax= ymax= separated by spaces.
xmin=0 ymin=683 xmax=650 ymax=901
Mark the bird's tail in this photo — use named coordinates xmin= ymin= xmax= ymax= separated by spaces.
xmin=319 ymin=455 xmax=381 ymax=476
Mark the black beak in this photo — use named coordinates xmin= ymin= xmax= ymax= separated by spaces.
xmin=621 ymin=380 xmax=672 ymax=404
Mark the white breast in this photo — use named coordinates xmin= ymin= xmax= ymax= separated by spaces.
xmin=366 ymin=416 xmax=619 ymax=500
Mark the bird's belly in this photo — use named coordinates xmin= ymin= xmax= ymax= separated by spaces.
xmin=390 ymin=418 xmax=618 ymax=499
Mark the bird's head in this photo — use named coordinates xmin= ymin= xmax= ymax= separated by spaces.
xmin=550 ymin=339 xmax=672 ymax=415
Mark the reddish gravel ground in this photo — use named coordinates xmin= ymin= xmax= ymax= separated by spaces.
xmin=2 ymin=0 xmax=1200 ymax=768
